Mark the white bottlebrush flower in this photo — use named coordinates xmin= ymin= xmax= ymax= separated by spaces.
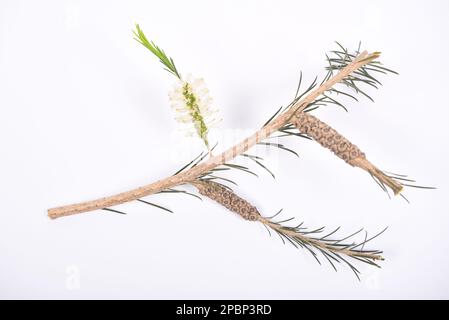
xmin=168 ymin=75 xmax=220 ymax=150
xmin=133 ymin=25 xmax=220 ymax=151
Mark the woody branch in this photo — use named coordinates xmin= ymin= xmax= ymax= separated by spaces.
xmin=48 ymin=50 xmax=391 ymax=219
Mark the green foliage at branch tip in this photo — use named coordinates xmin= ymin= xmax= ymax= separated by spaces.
xmin=133 ymin=23 xmax=181 ymax=79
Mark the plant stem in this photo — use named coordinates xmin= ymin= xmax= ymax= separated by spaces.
xmin=48 ymin=51 xmax=376 ymax=219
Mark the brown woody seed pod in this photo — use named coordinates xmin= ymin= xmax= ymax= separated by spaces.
xmin=293 ymin=113 xmax=365 ymax=164
xmin=292 ymin=112 xmax=403 ymax=195
xmin=193 ymin=180 xmax=260 ymax=221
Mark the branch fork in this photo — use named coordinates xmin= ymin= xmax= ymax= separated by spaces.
xmin=48 ymin=50 xmax=397 ymax=219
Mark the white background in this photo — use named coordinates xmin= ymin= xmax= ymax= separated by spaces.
xmin=1 ymin=0 xmax=448 ymax=299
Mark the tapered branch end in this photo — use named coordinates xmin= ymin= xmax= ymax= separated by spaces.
xmin=350 ymin=157 xmax=403 ymax=196
xmin=47 ymin=205 xmax=87 ymax=220
xmin=47 ymin=208 xmax=59 ymax=220
xmin=358 ymin=51 xmax=382 ymax=64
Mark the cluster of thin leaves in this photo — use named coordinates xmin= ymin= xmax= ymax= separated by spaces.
xmin=263 ymin=42 xmax=398 ymax=129
xmin=172 ymin=136 xmax=299 ymax=188
xmin=198 ymin=147 xmax=298 ymax=186
xmin=133 ymin=24 xmax=181 ymax=79
xmin=304 ymin=41 xmax=398 ymax=113
xmin=260 ymin=209 xmax=386 ymax=280
xmin=198 ymin=158 xmax=261 ymax=191
xmin=169 ymin=144 xmax=239 ymax=191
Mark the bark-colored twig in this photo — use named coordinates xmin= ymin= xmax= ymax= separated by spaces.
xmin=48 ymin=51 xmax=379 ymax=219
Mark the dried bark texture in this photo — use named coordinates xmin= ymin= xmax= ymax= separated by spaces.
xmin=292 ymin=113 xmax=403 ymax=195
xmin=193 ymin=181 xmax=260 ymax=221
